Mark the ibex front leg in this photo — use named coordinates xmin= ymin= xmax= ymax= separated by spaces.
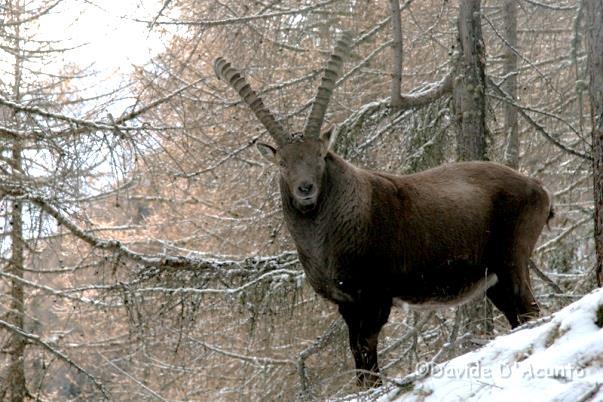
xmin=338 ymin=300 xmax=391 ymax=388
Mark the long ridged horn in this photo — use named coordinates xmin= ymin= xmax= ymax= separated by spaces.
xmin=303 ymin=31 xmax=353 ymax=138
xmin=214 ymin=57 xmax=289 ymax=145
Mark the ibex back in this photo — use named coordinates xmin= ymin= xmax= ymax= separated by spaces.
xmin=214 ymin=32 xmax=553 ymax=388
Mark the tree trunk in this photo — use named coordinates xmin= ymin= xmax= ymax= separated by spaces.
xmin=390 ymin=0 xmax=403 ymax=111
xmin=502 ymin=0 xmax=519 ymax=169
xmin=4 ymin=3 xmax=27 ymax=399
xmin=454 ymin=0 xmax=488 ymax=161
xmin=585 ymin=0 xmax=603 ymax=287
xmin=594 ymin=118 xmax=603 ymax=288
xmin=453 ymin=0 xmax=493 ymax=333
xmin=7 ymin=146 xmax=26 ymax=402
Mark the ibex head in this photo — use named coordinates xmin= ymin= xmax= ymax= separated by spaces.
xmin=214 ymin=32 xmax=352 ymax=213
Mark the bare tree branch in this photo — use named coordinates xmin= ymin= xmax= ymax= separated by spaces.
xmin=144 ymin=0 xmax=340 ymax=27
xmin=1 ymin=184 xmax=301 ymax=275
xmin=0 ymin=319 xmax=110 ymax=400
xmin=487 ymin=77 xmax=593 ymax=161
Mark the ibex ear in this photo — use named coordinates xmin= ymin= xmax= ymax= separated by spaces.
xmin=320 ymin=125 xmax=337 ymax=150
xmin=256 ymin=142 xmax=277 ymax=163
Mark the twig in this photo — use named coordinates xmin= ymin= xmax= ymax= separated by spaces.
xmin=145 ymin=0 xmax=340 ymax=27
xmin=98 ymin=353 xmax=170 ymax=401
xmin=487 ymin=77 xmax=592 ymax=161
xmin=1 ymin=184 xmax=301 ymax=275
xmin=298 ymin=320 xmax=344 ymax=399
xmin=388 ymin=332 xmax=473 ymax=398
xmin=0 ymin=319 xmax=110 ymax=400
xmin=529 ymin=260 xmax=564 ymax=293
xmin=195 ymin=339 xmax=295 ymax=367
xmin=0 ymin=77 xmax=204 ymax=140
xmin=521 ymin=0 xmax=576 ymax=11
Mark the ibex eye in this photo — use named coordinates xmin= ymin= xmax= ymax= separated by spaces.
xmin=279 ymin=160 xmax=286 ymax=168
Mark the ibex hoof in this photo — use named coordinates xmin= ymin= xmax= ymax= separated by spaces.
xmin=356 ymin=372 xmax=382 ymax=388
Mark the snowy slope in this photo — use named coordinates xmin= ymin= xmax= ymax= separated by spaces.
xmin=357 ymin=288 xmax=603 ymax=402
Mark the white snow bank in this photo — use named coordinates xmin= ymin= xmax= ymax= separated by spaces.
xmin=357 ymin=288 xmax=603 ymax=402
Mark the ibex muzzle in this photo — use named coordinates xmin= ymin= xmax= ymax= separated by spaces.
xmin=258 ymin=136 xmax=333 ymax=213
xmin=215 ymin=31 xmax=553 ymax=389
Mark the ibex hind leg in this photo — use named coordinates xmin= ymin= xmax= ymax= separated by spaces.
xmin=486 ymin=232 xmax=540 ymax=328
xmin=486 ymin=270 xmax=539 ymax=328
xmin=487 ymin=196 xmax=547 ymax=328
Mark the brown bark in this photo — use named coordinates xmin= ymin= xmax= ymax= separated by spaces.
xmin=4 ymin=3 xmax=27 ymax=399
xmin=502 ymin=0 xmax=519 ymax=169
xmin=585 ymin=0 xmax=603 ymax=287
xmin=594 ymin=118 xmax=603 ymax=287
xmin=453 ymin=0 xmax=493 ymax=333
xmin=390 ymin=0 xmax=403 ymax=111
xmin=7 ymin=148 xmax=26 ymax=402
xmin=453 ymin=0 xmax=487 ymax=161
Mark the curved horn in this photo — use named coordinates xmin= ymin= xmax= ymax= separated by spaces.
xmin=303 ymin=31 xmax=353 ymax=138
xmin=214 ymin=57 xmax=289 ymax=145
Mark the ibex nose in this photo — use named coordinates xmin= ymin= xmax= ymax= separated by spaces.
xmin=297 ymin=182 xmax=314 ymax=196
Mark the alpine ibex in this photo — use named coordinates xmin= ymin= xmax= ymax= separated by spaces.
xmin=214 ymin=32 xmax=553 ymax=388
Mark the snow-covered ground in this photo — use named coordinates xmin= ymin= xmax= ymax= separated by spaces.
xmin=355 ymin=288 xmax=603 ymax=402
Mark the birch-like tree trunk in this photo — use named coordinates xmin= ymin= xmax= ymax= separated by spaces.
xmin=585 ymin=0 xmax=603 ymax=287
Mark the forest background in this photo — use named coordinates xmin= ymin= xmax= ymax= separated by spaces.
xmin=1 ymin=0 xmax=602 ymax=400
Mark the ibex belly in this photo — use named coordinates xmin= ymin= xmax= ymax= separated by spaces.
xmin=393 ymin=273 xmax=498 ymax=310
